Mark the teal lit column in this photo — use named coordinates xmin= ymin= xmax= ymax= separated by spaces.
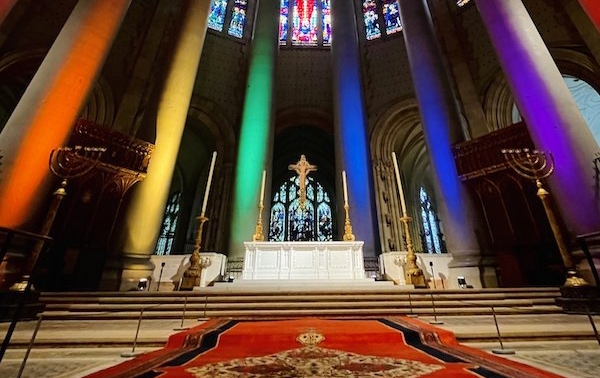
xmin=228 ymin=0 xmax=280 ymax=258
xmin=399 ymin=0 xmax=489 ymax=288
xmin=476 ymin=0 xmax=600 ymax=236
xmin=330 ymin=0 xmax=378 ymax=257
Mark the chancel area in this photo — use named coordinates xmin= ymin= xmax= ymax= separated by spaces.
xmin=1 ymin=0 xmax=600 ymax=376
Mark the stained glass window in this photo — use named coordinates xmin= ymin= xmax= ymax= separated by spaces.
xmin=155 ymin=191 xmax=181 ymax=256
xmin=269 ymin=175 xmax=333 ymax=242
xmin=228 ymin=0 xmax=248 ymax=38
xmin=382 ymin=0 xmax=401 ymax=35
xmin=363 ymin=0 xmax=403 ymax=40
xmin=279 ymin=0 xmax=331 ymax=47
xmin=419 ymin=187 xmax=444 ymax=254
xmin=363 ymin=0 xmax=381 ymax=40
xmin=208 ymin=0 xmax=228 ymax=32
xmin=208 ymin=0 xmax=247 ymax=39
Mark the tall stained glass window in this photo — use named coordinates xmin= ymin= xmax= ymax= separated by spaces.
xmin=363 ymin=0 xmax=403 ymax=40
xmin=208 ymin=0 xmax=248 ymax=39
xmin=155 ymin=192 xmax=181 ymax=256
xmin=419 ymin=187 xmax=444 ymax=254
xmin=228 ymin=0 xmax=248 ymax=38
xmin=279 ymin=0 xmax=332 ymax=47
xmin=269 ymin=175 xmax=334 ymax=241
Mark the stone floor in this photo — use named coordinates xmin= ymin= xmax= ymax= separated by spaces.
xmin=0 ymin=314 xmax=599 ymax=377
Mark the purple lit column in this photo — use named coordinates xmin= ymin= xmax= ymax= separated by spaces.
xmin=399 ymin=0 xmax=488 ymax=287
xmin=330 ymin=0 xmax=378 ymax=257
xmin=476 ymin=0 xmax=600 ymax=236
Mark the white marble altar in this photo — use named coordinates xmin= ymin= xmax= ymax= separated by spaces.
xmin=241 ymin=241 xmax=369 ymax=280
xmin=379 ymin=251 xmax=452 ymax=288
xmin=150 ymin=252 xmax=227 ymax=290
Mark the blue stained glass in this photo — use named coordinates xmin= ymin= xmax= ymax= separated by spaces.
xmin=293 ymin=0 xmax=318 ymax=46
xmin=269 ymin=203 xmax=286 ymax=241
xmin=228 ymin=0 xmax=247 ymax=38
xmin=382 ymin=0 xmax=402 ymax=35
xmin=363 ymin=0 xmax=381 ymax=40
xmin=280 ymin=0 xmax=289 ymax=43
xmin=289 ymin=199 xmax=314 ymax=240
xmin=208 ymin=0 xmax=228 ymax=32
xmin=321 ymin=0 xmax=331 ymax=45
xmin=268 ymin=172 xmax=334 ymax=242
xmin=419 ymin=187 xmax=443 ymax=254
xmin=317 ymin=202 xmax=333 ymax=241
xmin=155 ymin=192 xmax=181 ymax=255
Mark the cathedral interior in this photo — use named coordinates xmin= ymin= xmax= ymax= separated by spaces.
xmin=0 ymin=0 xmax=599 ymax=294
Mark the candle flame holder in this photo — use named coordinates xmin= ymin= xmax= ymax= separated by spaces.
xmin=343 ymin=204 xmax=355 ymax=241
xmin=181 ymin=216 xmax=211 ymax=289
xmin=502 ymin=148 xmax=588 ymax=287
xmin=11 ymin=146 xmax=106 ymax=291
xmin=253 ymin=202 xmax=265 ymax=241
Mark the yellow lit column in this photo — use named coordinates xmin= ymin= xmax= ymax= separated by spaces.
xmin=0 ymin=0 xmax=131 ymax=229
xmin=111 ymin=0 xmax=211 ymax=290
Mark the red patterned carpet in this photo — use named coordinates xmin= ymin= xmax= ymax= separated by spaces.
xmin=87 ymin=317 xmax=563 ymax=378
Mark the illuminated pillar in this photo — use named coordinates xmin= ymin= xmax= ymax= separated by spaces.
xmin=0 ymin=0 xmax=131 ymax=229
xmin=330 ymin=0 xmax=378 ymax=257
xmin=476 ymin=0 xmax=600 ymax=235
xmin=228 ymin=0 xmax=280 ymax=258
xmin=399 ymin=0 xmax=487 ymax=287
xmin=111 ymin=0 xmax=211 ymax=290
xmin=0 ymin=0 xmax=18 ymax=25
xmin=578 ymin=0 xmax=600 ymax=32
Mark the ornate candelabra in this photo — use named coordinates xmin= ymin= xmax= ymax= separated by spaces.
xmin=11 ymin=146 xmax=105 ymax=291
xmin=502 ymin=148 xmax=588 ymax=287
xmin=400 ymin=215 xmax=426 ymax=287
xmin=342 ymin=204 xmax=355 ymax=241
xmin=253 ymin=202 xmax=265 ymax=241
xmin=181 ymin=216 xmax=212 ymax=289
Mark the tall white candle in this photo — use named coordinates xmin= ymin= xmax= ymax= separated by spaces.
xmin=342 ymin=170 xmax=349 ymax=206
xmin=391 ymin=152 xmax=408 ymax=216
xmin=259 ymin=170 xmax=266 ymax=207
xmin=200 ymin=151 xmax=217 ymax=217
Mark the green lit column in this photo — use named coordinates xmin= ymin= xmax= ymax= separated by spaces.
xmin=228 ymin=0 xmax=280 ymax=258
xmin=109 ymin=0 xmax=211 ymax=290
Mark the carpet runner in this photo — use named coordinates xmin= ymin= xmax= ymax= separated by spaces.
xmin=86 ymin=317 xmax=563 ymax=378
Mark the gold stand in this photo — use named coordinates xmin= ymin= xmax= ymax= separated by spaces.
xmin=11 ymin=146 xmax=105 ymax=291
xmin=343 ymin=204 xmax=355 ymax=241
xmin=502 ymin=148 xmax=588 ymax=287
xmin=181 ymin=216 xmax=211 ymax=289
xmin=253 ymin=203 xmax=265 ymax=241
xmin=400 ymin=215 xmax=426 ymax=287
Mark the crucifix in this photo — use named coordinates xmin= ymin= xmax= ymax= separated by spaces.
xmin=288 ymin=154 xmax=317 ymax=209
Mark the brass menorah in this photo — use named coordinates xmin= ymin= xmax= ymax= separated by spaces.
xmin=11 ymin=146 xmax=106 ymax=291
xmin=502 ymin=148 xmax=588 ymax=287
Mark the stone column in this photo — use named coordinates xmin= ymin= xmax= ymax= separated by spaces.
xmin=111 ymin=0 xmax=211 ymax=290
xmin=399 ymin=0 xmax=489 ymax=288
xmin=330 ymin=0 xmax=378 ymax=257
xmin=476 ymin=0 xmax=600 ymax=237
xmin=0 ymin=0 xmax=131 ymax=229
xmin=228 ymin=0 xmax=280 ymax=258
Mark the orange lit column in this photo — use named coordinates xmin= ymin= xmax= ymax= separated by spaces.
xmin=0 ymin=0 xmax=18 ymax=24
xmin=0 ymin=0 xmax=131 ymax=229
xmin=110 ymin=0 xmax=211 ymax=290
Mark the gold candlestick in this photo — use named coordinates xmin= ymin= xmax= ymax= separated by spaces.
xmin=343 ymin=204 xmax=355 ymax=241
xmin=181 ymin=215 xmax=209 ymax=289
xmin=502 ymin=148 xmax=588 ymax=287
xmin=253 ymin=203 xmax=265 ymax=241
xmin=400 ymin=215 xmax=426 ymax=287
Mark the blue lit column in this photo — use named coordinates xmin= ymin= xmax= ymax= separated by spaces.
xmin=330 ymin=0 xmax=378 ymax=257
xmin=399 ymin=0 xmax=488 ymax=287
